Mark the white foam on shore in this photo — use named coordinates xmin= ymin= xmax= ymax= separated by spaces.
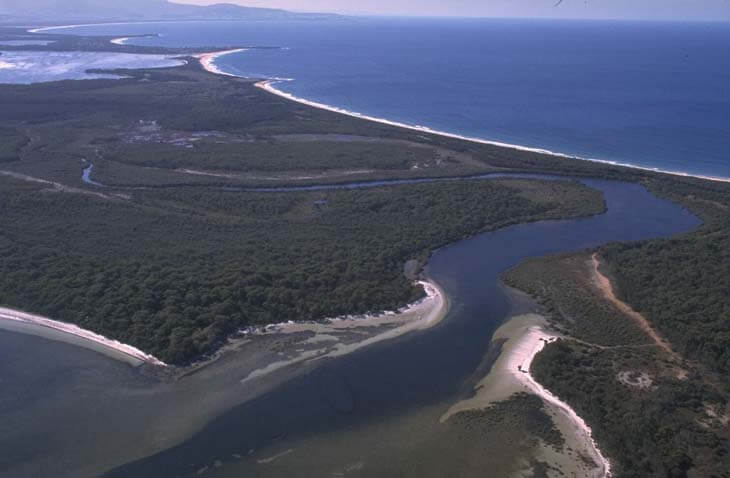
xmin=0 ymin=306 xmax=167 ymax=366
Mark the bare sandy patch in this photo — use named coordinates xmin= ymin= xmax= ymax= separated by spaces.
xmin=591 ymin=253 xmax=681 ymax=364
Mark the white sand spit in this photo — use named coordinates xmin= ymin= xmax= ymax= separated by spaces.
xmin=443 ymin=314 xmax=611 ymax=477
xmin=0 ymin=306 xmax=166 ymax=366
xmin=195 ymin=49 xmax=247 ymax=76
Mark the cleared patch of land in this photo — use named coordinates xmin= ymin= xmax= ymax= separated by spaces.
xmin=590 ymin=253 xmax=679 ymax=361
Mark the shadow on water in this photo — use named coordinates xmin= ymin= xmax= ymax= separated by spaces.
xmin=103 ymin=178 xmax=700 ymax=477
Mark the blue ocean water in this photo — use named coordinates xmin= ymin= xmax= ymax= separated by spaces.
xmin=55 ymin=18 xmax=730 ymax=178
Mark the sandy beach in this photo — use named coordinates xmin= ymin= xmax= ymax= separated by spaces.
xmin=195 ymin=49 xmax=247 ymax=76
xmin=0 ymin=306 xmax=166 ymax=366
xmin=443 ymin=313 xmax=612 ymax=478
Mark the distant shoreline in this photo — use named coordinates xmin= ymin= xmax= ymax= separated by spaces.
xmin=26 ymin=22 xmax=730 ymax=184
xmin=28 ymin=21 xmax=189 ymax=34
xmin=195 ymin=48 xmax=730 ymax=185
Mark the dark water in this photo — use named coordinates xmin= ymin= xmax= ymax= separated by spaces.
xmin=55 ymin=18 xmax=730 ymax=178
xmin=99 ymin=178 xmax=699 ymax=477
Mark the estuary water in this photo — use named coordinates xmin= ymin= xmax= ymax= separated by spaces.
xmin=49 ymin=18 xmax=730 ymax=179
xmin=0 ymin=177 xmax=699 ymax=477
xmin=101 ymin=179 xmax=699 ymax=477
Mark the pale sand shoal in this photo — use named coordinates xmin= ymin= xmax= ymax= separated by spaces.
xmin=442 ymin=313 xmax=612 ymax=478
xmin=240 ymin=279 xmax=448 ymax=384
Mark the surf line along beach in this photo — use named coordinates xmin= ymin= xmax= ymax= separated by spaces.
xmin=186 ymin=51 xmax=724 ymax=185
xmin=255 ymin=77 xmax=730 ymax=184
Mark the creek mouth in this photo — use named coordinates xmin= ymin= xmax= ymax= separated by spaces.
xmin=96 ymin=177 xmax=699 ymax=477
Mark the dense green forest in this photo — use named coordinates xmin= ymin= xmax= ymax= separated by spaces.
xmin=599 ymin=178 xmax=730 ymax=375
xmin=0 ymin=174 xmax=602 ymax=363
xmin=0 ymin=57 xmax=614 ymax=364
xmin=504 ymin=253 xmax=651 ymax=347
xmin=504 ymin=174 xmax=730 ymax=478
xmin=104 ymin=139 xmax=445 ymax=173
xmin=533 ymin=341 xmax=729 ymax=478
